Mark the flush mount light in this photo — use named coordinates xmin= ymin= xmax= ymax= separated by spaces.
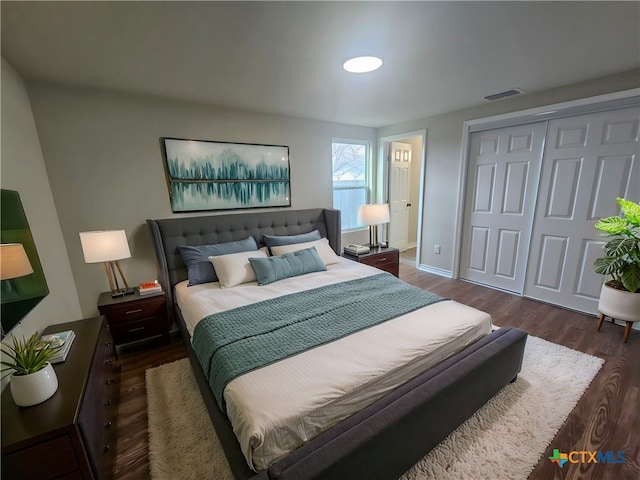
xmin=343 ymin=56 xmax=383 ymax=73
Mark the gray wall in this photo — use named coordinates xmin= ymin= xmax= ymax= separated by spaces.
xmin=25 ymin=81 xmax=376 ymax=317
xmin=0 ymin=60 xmax=82 ymax=339
xmin=4 ymin=59 xmax=638 ymax=330
xmin=379 ymin=69 xmax=640 ymax=275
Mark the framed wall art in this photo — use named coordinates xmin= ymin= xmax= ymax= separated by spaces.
xmin=161 ymin=138 xmax=291 ymax=212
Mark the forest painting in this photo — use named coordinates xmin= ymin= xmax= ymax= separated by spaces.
xmin=162 ymin=138 xmax=291 ymax=212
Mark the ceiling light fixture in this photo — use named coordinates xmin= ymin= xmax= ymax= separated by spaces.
xmin=343 ymin=56 xmax=383 ymax=73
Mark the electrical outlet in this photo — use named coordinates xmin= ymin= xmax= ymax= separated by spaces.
xmin=434 ymin=244 xmax=441 ymax=254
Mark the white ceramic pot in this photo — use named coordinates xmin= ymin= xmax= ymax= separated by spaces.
xmin=598 ymin=283 xmax=640 ymax=322
xmin=10 ymin=362 xmax=59 ymax=407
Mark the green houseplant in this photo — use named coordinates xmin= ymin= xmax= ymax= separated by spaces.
xmin=1 ymin=331 xmax=61 ymax=406
xmin=593 ymin=197 xmax=640 ymax=293
xmin=594 ymin=197 xmax=640 ymax=343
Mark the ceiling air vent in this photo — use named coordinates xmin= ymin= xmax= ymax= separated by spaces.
xmin=483 ymin=88 xmax=525 ymax=101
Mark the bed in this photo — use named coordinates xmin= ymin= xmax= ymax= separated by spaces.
xmin=148 ymin=208 xmax=527 ymax=480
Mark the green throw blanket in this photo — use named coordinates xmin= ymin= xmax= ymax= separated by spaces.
xmin=192 ymin=272 xmax=446 ymax=410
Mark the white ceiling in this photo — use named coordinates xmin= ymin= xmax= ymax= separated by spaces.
xmin=2 ymin=1 xmax=639 ymax=128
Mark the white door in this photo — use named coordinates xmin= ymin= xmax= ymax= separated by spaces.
xmin=459 ymin=123 xmax=546 ymax=293
xmin=389 ymin=142 xmax=411 ymax=251
xmin=524 ymin=107 xmax=640 ymax=313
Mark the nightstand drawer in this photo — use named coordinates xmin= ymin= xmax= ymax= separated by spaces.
xmin=360 ymin=251 xmax=399 ymax=268
xmin=109 ymin=316 xmax=166 ymax=344
xmin=343 ymin=247 xmax=400 ymax=277
xmin=101 ymin=296 xmax=165 ymax=325
xmin=367 ymin=261 xmax=398 ymax=276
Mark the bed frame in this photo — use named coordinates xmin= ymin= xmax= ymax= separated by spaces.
xmin=148 ymin=208 xmax=527 ymax=480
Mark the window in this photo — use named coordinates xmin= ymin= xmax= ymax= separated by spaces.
xmin=332 ymin=140 xmax=371 ymax=230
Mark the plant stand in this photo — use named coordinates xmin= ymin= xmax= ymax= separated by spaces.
xmin=597 ymin=283 xmax=640 ymax=343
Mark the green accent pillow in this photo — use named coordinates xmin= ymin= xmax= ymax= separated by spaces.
xmin=249 ymin=247 xmax=327 ymax=286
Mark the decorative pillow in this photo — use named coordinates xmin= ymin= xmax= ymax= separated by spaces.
xmin=263 ymin=230 xmax=322 ymax=248
xmin=249 ymin=247 xmax=327 ymax=286
xmin=209 ymin=248 xmax=268 ymax=288
xmin=178 ymin=236 xmax=258 ymax=286
xmin=270 ymin=238 xmax=341 ymax=266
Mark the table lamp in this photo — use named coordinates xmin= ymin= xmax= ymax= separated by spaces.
xmin=357 ymin=204 xmax=391 ymax=247
xmin=79 ymin=230 xmax=134 ymax=297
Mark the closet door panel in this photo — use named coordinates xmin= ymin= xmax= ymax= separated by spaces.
xmin=460 ymin=123 xmax=546 ymax=293
xmin=524 ymin=106 xmax=639 ymax=313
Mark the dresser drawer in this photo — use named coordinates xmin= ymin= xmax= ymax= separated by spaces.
xmin=109 ymin=316 xmax=166 ymax=344
xmin=101 ymin=296 xmax=165 ymax=324
xmin=78 ymin=319 xmax=119 ymax=480
xmin=3 ymin=435 xmax=78 ymax=479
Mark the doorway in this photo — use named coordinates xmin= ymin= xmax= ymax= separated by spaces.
xmin=380 ymin=130 xmax=426 ymax=267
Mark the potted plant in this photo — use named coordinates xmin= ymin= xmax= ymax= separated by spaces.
xmin=594 ymin=197 xmax=640 ymax=342
xmin=1 ymin=331 xmax=61 ymax=406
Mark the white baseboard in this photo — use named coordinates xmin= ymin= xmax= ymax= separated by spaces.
xmin=418 ymin=264 xmax=453 ymax=278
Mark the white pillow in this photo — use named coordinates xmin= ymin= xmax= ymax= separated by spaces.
xmin=270 ymin=238 xmax=341 ymax=266
xmin=209 ymin=248 xmax=268 ymax=288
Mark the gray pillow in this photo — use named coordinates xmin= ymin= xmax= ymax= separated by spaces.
xmin=249 ymin=247 xmax=326 ymax=286
xmin=263 ymin=230 xmax=322 ymax=248
xmin=178 ymin=236 xmax=258 ymax=286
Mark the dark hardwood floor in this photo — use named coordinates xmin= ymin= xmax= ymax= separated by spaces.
xmin=113 ymin=264 xmax=639 ymax=480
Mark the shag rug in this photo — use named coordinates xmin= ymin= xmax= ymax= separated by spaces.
xmin=146 ymin=336 xmax=603 ymax=480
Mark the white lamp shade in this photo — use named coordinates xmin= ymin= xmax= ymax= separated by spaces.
xmin=357 ymin=204 xmax=391 ymax=226
xmin=79 ymin=230 xmax=131 ymax=263
xmin=0 ymin=243 xmax=34 ymax=280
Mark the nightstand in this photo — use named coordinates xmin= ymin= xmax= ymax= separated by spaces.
xmin=343 ymin=246 xmax=400 ymax=277
xmin=97 ymin=289 xmax=170 ymax=346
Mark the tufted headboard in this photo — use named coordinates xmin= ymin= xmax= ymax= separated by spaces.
xmin=147 ymin=208 xmax=341 ymax=313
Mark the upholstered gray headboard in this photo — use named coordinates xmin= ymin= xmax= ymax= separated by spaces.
xmin=147 ymin=208 xmax=341 ymax=312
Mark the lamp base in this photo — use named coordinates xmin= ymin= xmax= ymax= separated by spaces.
xmin=369 ymin=225 xmax=380 ymax=248
xmin=111 ymin=287 xmax=135 ymax=298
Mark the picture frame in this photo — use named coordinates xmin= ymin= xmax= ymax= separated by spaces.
xmin=1 ymin=189 xmax=49 ymax=337
xmin=161 ymin=138 xmax=291 ymax=212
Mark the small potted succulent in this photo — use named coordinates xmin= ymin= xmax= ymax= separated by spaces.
xmin=1 ymin=331 xmax=61 ymax=406
xmin=593 ymin=197 xmax=640 ymax=342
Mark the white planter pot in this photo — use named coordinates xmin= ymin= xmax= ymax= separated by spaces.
xmin=598 ymin=283 xmax=640 ymax=322
xmin=10 ymin=362 xmax=58 ymax=407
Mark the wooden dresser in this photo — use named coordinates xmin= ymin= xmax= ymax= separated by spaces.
xmin=343 ymin=246 xmax=400 ymax=277
xmin=1 ymin=317 xmax=120 ymax=480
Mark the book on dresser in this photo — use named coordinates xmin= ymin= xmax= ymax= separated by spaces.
xmin=41 ymin=330 xmax=75 ymax=364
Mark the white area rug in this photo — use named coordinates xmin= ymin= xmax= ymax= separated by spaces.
xmin=146 ymin=336 xmax=603 ymax=480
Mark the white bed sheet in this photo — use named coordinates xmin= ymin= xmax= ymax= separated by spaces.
xmin=175 ymin=259 xmax=492 ymax=471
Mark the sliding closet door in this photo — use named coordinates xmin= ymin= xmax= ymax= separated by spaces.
xmin=459 ymin=123 xmax=546 ymax=293
xmin=524 ymin=106 xmax=640 ymax=313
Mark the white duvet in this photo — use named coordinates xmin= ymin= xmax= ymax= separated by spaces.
xmin=175 ymin=259 xmax=492 ymax=471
